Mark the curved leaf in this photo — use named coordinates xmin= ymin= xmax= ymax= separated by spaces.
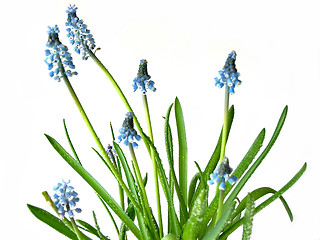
xmin=27 ymin=204 xmax=78 ymax=240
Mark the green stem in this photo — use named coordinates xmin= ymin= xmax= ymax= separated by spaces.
xmin=57 ymin=57 xmax=143 ymax=218
xmin=70 ymin=217 xmax=84 ymax=240
xmin=86 ymin=49 xmax=151 ymax=155
xmin=142 ymin=94 xmax=163 ymax=238
xmin=215 ymin=86 xmax=230 ymax=223
xmin=219 ymin=86 xmax=230 ymax=163
xmin=215 ymin=188 xmax=225 ymax=224
xmin=129 ymin=143 xmax=160 ymax=240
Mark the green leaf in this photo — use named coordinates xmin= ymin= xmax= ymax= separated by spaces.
xmin=192 ymin=106 xmax=234 ymax=211
xmin=231 ymin=187 xmax=293 ymax=222
xmin=188 ymin=173 xmax=200 ymax=209
xmin=199 ymin=125 xmax=265 ymax=236
xmin=27 ymin=204 xmax=78 ymax=240
xmin=225 ymin=128 xmax=265 ymax=194
xmin=202 ymin=202 xmax=236 ymax=240
xmin=142 ymin=132 xmax=182 ymax=236
xmin=164 ymin=103 xmax=188 ymax=223
xmin=77 ymin=219 xmax=100 ymax=238
xmin=63 ymin=119 xmax=81 ymax=165
xmin=223 ymin=106 xmax=289 ymax=211
xmin=219 ymin=162 xmax=307 ymax=240
xmin=175 ymin=97 xmax=188 ymax=225
xmin=255 ymin=162 xmax=307 ymax=216
xmin=113 ymin=141 xmax=151 ymax=240
xmin=44 ymin=134 xmax=142 ymax=240
xmin=92 ymin=211 xmax=109 ymax=240
xmin=182 ymin=189 xmax=208 ymax=240
xmin=242 ymin=193 xmax=255 ymax=240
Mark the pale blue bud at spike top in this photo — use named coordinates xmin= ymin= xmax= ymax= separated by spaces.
xmin=132 ymin=59 xmax=156 ymax=94
xmin=214 ymin=51 xmax=241 ymax=94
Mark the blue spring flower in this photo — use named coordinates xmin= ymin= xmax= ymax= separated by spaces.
xmin=45 ymin=25 xmax=77 ymax=82
xmin=106 ymin=144 xmax=117 ymax=159
xmin=207 ymin=157 xmax=238 ymax=190
xmin=66 ymin=4 xmax=97 ymax=60
xmin=132 ymin=59 xmax=156 ymax=94
xmin=52 ymin=180 xmax=81 ymax=219
xmin=214 ymin=51 xmax=241 ymax=94
xmin=118 ymin=112 xmax=142 ymax=148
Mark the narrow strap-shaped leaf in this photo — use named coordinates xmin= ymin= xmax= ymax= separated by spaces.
xmin=199 ymin=127 xmax=265 ymax=235
xmin=96 ymin=195 xmax=119 ymax=235
xmin=92 ymin=211 xmax=109 ymax=240
xmin=223 ymin=106 xmax=288 ymax=210
xmin=44 ymin=134 xmax=142 ymax=240
xmin=164 ymin=103 xmax=188 ymax=222
xmin=231 ymin=187 xmax=293 ymax=222
xmin=63 ymin=119 xmax=82 ymax=165
xmin=203 ymin=105 xmax=234 ymax=180
xmin=219 ymin=162 xmax=307 ymax=240
xmin=76 ymin=219 xmax=101 ymax=238
xmin=225 ymin=128 xmax=265 ymax=194
xmin=188 ymin=173 xmax=200 ymax=209
xmin=254 ymin=162 xmax=307 ymax=215
xmin=202 ymin=202 xmax=236 ymax=240
xmin=242 ymin=193 xmax=255 ymax=240
xmin=27 ymin=204 xmax=79 ymax=240
xmin=192 ymin=106 xmax=234 ymax=210
xmin=175 ymin=97 xmax=188 ymax=224
xmin=113 ymin=141 xmax=151 ymax=240
xmin=142 ymin=132 xmax=182 ymax=236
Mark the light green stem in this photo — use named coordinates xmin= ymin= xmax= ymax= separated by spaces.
xmin=216 ymin=86 xmax=230 ymax=223
xmin=57 ymin=56 xmax=143 ymax=217
xmin=70 ymin=217 xmax=84 ymax=240
xmin=129 ymin=143 xmax=160 ymax=240
xmin=86 ymin=48 xmax=151 ymax=155
xmin=142 ymin=94 xmax=163 ymax=238
xmin=219 ymin=86 xmax=230 ymax=164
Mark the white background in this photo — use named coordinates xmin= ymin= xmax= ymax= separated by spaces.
xmin=1 ymin=0 xmax=319 ymax=239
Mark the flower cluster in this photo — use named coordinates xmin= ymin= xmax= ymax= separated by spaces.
xmin=52 ymin=180 xmax=81 ymax=219
xmin=208 ymin=157 xmax=238 ymax=190
xmin=118 ymin=112 xmax=142 ymax=148
xmin=132 ymin=59 xmax=156 ymax=94
xmin=45 ymin=25 xmax=77 ymax=81
xmin=66 ymin=4 xmax=96 ymax=60
xmin=214 ymin=51 xmax=241 ymax=94
xmin=106 ymin=144 xmax=117 ymax=159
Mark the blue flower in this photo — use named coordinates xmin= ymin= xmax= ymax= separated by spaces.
xmin=133 ymin=59 xmax=156 ymax=94
xmin=106 ymin=144 xmax=117 ymax=159
xmin=66 ymin=4 xmax=97 ymax=60
xmin=45 ymin=25 xmax=77 ymax=82
xmin=207 ymin=157 xmax=238 ymax=190
xmin=214 ymin=51 xmax=241 ymax=94
xmin=118 ymin=112 xmax=141 ymax=148
xmin=52 ymin=180 xmax=81 ymax=219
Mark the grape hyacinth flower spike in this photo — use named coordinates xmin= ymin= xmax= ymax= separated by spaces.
xmin=207 ymin=157 xmax=238 ymax=190
xmin=118 ymin=112 xmax=142 ymax=148
xmin=132 ymin=59 xmax=156 ymax=94
xmin=66 ymin=4 xmax=97 ymax=60
xmin=52 ymin=180 xmax=81 ymax=219
xmin=44 ymin=25 xmax=77 ymax=81
xmin=214 ymin=50 xmax=241 ymax=94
